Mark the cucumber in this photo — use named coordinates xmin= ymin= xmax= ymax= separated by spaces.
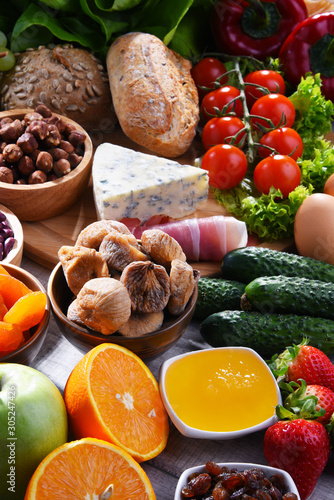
xmin=200 ymin=310 xmax=334 ymax=358
xmin=194 ymin=277 xmax=245 ymax=321
xmin=221 ymin=247 xmax=334 ymax=284
xmin=243 ymin=276 xmax=334 ymax=320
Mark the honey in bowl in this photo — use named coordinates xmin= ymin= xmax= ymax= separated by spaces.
xmin=160 ymin=347 xmax=280 ymax=437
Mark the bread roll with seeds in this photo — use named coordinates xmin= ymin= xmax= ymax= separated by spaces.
xmin=106 ymin=32 xmax=199 ymax=157
xmin=0 ymin=45 xmax=117 ymax=132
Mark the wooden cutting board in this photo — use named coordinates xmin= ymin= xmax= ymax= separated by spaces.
xmin=21 ymin=126 xmax=295 ymax=276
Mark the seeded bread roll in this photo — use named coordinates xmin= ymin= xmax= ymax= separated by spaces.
xmin=106 ymin=32 xmax=199 ymax=158
xmin=0 ymin=45 xmax=117 ymax=132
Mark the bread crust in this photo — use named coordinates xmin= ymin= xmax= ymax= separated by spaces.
xmin=0 ymin=45 xmax=117 ymax=132
xmin=106 ymin=32 xmax=199 ymax=157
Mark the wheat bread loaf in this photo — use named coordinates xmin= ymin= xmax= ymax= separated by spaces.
xmin=106 ymin=32 xmax=199 ymax=157
xmin=0 ymin=45 xmax=117 ymax=132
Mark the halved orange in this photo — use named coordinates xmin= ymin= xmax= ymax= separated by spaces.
xmin=24 ymin=437 xmax=156 ymax=500
xmin=64 ymin=343 xmax=169 ymax=463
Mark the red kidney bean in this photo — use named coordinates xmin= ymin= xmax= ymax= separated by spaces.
xmin=0 ymin=210 xmax=16 ymax=261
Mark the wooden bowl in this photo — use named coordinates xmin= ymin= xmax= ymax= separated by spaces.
xmin=0 ymin=109 xmax=93 ymax=221
xmin=47 ymin=262 xmax=198 ymax=359
xmin=0 ymin=203 xmax=23 ymax=266
xmin=0 ymin=263 xmax=50 ymax=364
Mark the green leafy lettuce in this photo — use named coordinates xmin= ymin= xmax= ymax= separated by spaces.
xmin=213 ymin=74 xmax=334 ymax=242
xmin=3 ymin=0 xmax=213 ymax=59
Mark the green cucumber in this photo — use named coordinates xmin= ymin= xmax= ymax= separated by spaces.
xmin=243 ymin=276 xmax=334 ymax=319
xmin=194 ymin=277 xmax=245 ymax=321
xmin=221 ymin=247 xmax=334 ymax=284
xmin=200 ymin=310 xmax=334 ymax=358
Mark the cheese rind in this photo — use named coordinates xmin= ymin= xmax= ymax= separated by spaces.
xmin=92 ymin=143 xmax=208 ymax=222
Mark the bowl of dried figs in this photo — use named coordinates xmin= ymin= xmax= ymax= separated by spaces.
xmin=0 ymin=106 xmax=93 ymax=221
xmin=47 ymin=220 xmax=199 ymax=359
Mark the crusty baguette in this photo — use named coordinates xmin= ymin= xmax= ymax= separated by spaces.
xmin=106 ymin=32 xmax=199 ymax=158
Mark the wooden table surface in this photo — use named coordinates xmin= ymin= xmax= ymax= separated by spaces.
xmin=23 ymin=255 xmax=334 ymax=500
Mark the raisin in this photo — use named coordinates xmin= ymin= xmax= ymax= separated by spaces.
xmin=254 ymin=490 xmax=271 ymax=500
xmin=182 ymin=473 xmax=212 ymax=497
xmin=224 ymin=473 xmax=246 ymax=491
xmin=282 ymin=494 xmax=298 ymax=500
xmin=268 ymin=485 xmax=283 ymax=500
xmin=212 ymin=483 xmax=230 ymax=500
xmin=269 ymin=474 xmax=287 ymax=494
xmin=206 ymin=462 xmax=225 ymax=477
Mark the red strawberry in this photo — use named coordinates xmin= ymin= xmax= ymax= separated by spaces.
xmin=263 ymin=417 xmax=330 ymax=500
xmin=271 ymin=340 xmax=334 ymax=391
xmin=282 ymin=379 xmax=334 ymax=425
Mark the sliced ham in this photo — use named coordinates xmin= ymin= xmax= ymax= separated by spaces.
xmin=131 ymin=216 xmax=248 ymax=261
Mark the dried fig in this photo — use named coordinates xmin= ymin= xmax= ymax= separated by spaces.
xmin=99 ymin=232 xmax=149 ymax=272
xmin=168 ymin=259 xmax=199 ymax=315
xmin=76 ymin=277 xmax=131 ymax=335
xmin=67 ymin=299 xmax=87 ymax=328
xmin=76 ymin=220 xmax=137 ymax=250
xmin=58 ymin=245 xmax=109 ymax=296
xmin=118 ymin=311 xmax=164 ymax=337
xmin=120 ymin=261 xmax=170 ymax=313
xmin=141 ymin=229 xmax=186 ymax=268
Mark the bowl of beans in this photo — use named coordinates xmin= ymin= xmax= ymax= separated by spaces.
xmin=0 ymin=105 xmax=93 ymax=221
xmin=0 ymin=204 xmax=23 ymax=266
xmin=175 ymin=461 xmax=300 ymax=500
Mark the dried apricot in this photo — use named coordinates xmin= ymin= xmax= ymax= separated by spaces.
xmin=0 ymin=321 xmax=24 ymax=354
xmin=0 ymin=293 xmax=8 ymax=320
xmin=0 ymin=274 xmax=32 ymax=309
xmin=0 ymin=264 xmax=10 ymax=275
xmin=3 ymin=291 xmax=47 ymax=330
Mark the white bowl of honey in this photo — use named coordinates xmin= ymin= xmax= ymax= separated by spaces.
xmin=159 ymin=346 xmax=281 ymax=439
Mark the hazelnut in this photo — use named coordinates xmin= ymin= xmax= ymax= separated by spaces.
xmin=34 ymin=104 xmax=52 ymax=118
xmin=68 ymin=153 xmax=82 ymax=167
xmin=26 ymin=120 xmax=49 ymax=141
xmin=53 ymin=159 xmax=71 ymax=177
xmin=2 ymin=143 xmax=23 ymax=163
xmin=0 ymin=166 xmax=14 ymax=183
xmin=36 ymin=151 xmax=53 ymax=173
xmin=68 ymin=130 xmax=86 ymax=147
xmin=59 ymin=140 xmax=74 ymax=155
xmin=0 ymin=153 xmax=6 ymax=168
xmin=17 ymin=132 xmax=39 ymax=154
xmin=23 ymin=112 xmax=43 ymax=125
xmin=18 ymin=156 xmax=35 ymax=177
xmin=44 ymin=124 xmax=61 ymax=147
xmin=28 ymin=170 xmax=47 ymax=184
xmin=0 ymin=119 xmax=24 ymax=143
xmin=48 ymin=147 xmax=69 ymax=161
xmin=46 ymin=115 xmax=66 ymax=134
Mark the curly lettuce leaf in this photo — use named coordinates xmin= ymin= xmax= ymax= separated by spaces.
xmin=290 ymin=74 xmax=334 ymax=143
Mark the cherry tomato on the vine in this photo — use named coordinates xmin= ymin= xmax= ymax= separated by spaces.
xmin=258 ymin=127 xmax=303 ymax=161
xmin=201 ymin=144 xmax=248 ymax=190
xmin=250 ymin=94 xmax=295 ymax=131
xmin=191 ymin=57 xmax=228 ymax=100
xmin=253 ymin=154 xmax=301 ymax=198
xmin=201 ymin=86 xmax=244 ymax=121
xmin=202 ymin=116 xmax=246 ymax=150
xmin=244 ymin=70 xmax=286 ymax=108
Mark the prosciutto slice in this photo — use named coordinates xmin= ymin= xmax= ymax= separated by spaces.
xmin=132 ymin=216 xmax=248 ymax=261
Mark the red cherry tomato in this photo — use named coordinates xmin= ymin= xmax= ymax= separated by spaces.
xmin=259 ymin=127 xmax=303 ymax=160
xmin=253 ymin=154 xmax=301 ymax=198
xmin=244 ymin=70 xmax=286 ymax=107
xmin=201 ymin=116 xmax=246 ymax=150
xmin=201 ymin=144 xmax=248 ymax=190
xmin=250 ymin=94 xmax=296 ymax=131
xmin=191 ymin=57 xmax=228 ymax=100
xmin=201 ymin=86 xmax=244 ymax=121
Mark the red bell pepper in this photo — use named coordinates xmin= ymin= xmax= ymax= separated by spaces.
xmin=211 ymin=0 xmax=308 ymax=60
xmin=279 ymin=12 xmax=334 ymax=101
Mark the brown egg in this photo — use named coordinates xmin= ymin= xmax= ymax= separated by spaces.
xmin=324 ymin=173 xmax=334 ymax=196
xmin=294 ymin=193 xmax=334 ymax=264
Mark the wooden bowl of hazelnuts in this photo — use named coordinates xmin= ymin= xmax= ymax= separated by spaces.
xmin=0 ymin=106 xmax=93 ymax=221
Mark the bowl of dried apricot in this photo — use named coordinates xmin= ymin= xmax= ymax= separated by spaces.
xmin=0 ymin=263 xmax=50 ymax=364
xmin=0 ymin=106 xmax=93 ymax=221
xmin=48 ymin=220 xmax=198 ymax=359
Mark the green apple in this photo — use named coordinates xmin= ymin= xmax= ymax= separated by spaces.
xmin=0 ymin=363 xmax=68 ymax=499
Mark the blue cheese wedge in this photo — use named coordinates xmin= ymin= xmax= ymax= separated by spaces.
xmin=92 ymin=143 xmax=209 ymax=222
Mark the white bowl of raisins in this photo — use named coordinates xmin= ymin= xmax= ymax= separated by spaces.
xmin=0 ymin=204 xmax=23 ymax=266
xmin=0 ymin=106 xmax=93 ymax=221
xmin=175 ymin=462 xmax=300 ymax=500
